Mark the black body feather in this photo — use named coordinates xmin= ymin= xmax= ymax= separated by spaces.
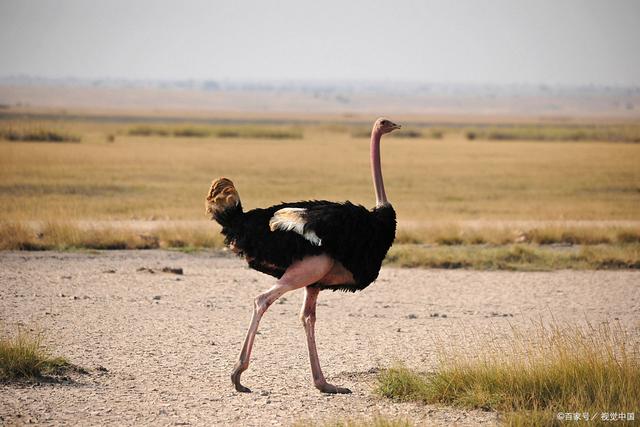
xmin=214 ymin=200 xmax=396 ymax=292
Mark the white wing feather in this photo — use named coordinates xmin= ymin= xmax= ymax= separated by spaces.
xmin=269 ymin=208 xmax=322 ymax=246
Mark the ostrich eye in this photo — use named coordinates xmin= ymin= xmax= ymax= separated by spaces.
xmin=381 ymin=120 xmax=388 ymax=125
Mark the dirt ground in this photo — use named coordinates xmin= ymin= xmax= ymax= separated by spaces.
xmin=1 ymin=250 xmax=638 ymax=426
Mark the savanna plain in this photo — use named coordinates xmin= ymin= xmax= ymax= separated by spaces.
xmin=1 ymin=111 xmax=639 ymax=426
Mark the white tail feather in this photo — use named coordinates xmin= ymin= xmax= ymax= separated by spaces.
xmin=269 ymin=208 xmax=322 ymax=246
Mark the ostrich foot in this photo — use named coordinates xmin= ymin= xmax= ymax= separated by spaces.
xmin=231 ymin=367 xmax=251 ymax=393
xmin=315 ymin=381 xmax=352 ymax=394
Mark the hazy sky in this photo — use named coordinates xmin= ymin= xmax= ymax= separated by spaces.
xmin=1 ymin=0 xmax=639 ymax=85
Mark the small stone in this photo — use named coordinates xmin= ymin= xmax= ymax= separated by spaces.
xmin=153 ymin=295 xmax=161 ymax=300
xmin=441 ymin=314 xmax=447 ymax=318
xmin=396 ymin=328 xmax=401 ymax=332
xmin=161 ymin=267 xmax=183 ymax=275
xmin=260 ymin=390 xmax=269 ymax=396
xmin=407 ymin=314 xmax=418 ymax=319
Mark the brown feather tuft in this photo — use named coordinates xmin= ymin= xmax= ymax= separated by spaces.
xmin=205 ymin=177 xmax=240 ymax=219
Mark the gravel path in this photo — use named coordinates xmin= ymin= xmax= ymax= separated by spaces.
xmin=1 ymin=251 xmax=638 ymax=426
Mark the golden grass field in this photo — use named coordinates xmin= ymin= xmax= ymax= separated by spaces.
xmin=1 ymin=112 xmax=639 ymax=268
xmin=2 ymin=115 xmax=639 ymax=221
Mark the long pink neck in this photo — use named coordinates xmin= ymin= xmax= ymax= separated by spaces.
xmin=370 ymin=128 xmax=388 ymax=207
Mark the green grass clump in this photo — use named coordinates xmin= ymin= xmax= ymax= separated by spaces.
xmin=127 ymin=124 xmax=302 ymax=139
xmin=390 ymin=130 xmax=422 ymax=138
xmin=377 ymin=321 xmax=640 ymax=426
xmin=1 ymin=128 xmax=80 ymax=143
xmin=215 ymin=127 xmax=303 ymax=139
xmin=465 ymin=124 xmax=640 ymax=143
xmin=0 ymin=328 xmax=69 ymax=380
xmin=128 ymin=125 xmax=171 ymax=136
xmin=172 ymin=127 xmax=211 ymax=137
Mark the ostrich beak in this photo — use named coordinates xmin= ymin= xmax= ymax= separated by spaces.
xmin=391 ymin=123 xmax=401 ymax=131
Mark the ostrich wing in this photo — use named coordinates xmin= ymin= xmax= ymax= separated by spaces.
xmin=269 ymin=201 xmax=375 ymax=248
xmin=269 ymin=201 xmax=396 ymax=291
xmin=269 ymin=207 xmax=322 ymax=246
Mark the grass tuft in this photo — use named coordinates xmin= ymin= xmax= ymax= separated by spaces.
xmin=128 ymin=125 xmax=170 ymax=136
xmin=398 ymin=225 xmax=640 ymax=246
xmin=464 ymin=124 xmax=640 ymax=143
xmin=127 ymin=124 xmax=302 ymax=139
xmin=0 ymin=221 xmax=224 ymax=251
xmin=1 ymin=127 xmax=80 ymax=143
xmin=0 ymin=327 xmax=70 ymax=380
xmin=385 ymin=243 xmax=640 ymax=270
xmin=377 ymin=321 xmax=640 ymax=426
xmin=350 ymin=128 xmax=443 ymax=139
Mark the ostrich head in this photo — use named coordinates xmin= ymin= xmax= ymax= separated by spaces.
xmin=374 ymin=117 xmax=401 ymax=135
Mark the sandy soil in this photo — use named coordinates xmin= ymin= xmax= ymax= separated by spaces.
xmin=1 ymin=250 xmax=638 ymax=426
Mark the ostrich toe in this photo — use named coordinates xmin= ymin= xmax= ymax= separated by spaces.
xmin=231 ymin=369 xmax=251 ymax=393
xmin=316 ymin=382 xmax=352 ymax=394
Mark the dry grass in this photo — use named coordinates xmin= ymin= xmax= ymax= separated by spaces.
xmin=1 ymin=117 xmax=638 ymax=222
xmin=0 ymin=221 xmax=224 ymax=251
xmin=377 ymin=321 xmax=640 ymax=426
xmin=395 ymin=225 xmax=640 ymax=246
xmin=385 ymin=243 xmax=640 ymax=270
xmin=128 ymin=124 xmax=303 ymax=139
xmin=1 ymin=115 xmax=638 ymax=270
xmin=0 ymin=123 xmax=80 ymax=143
xmin=350 ymin=127 xmax=441 ymax=139
xmin=464 ymin=124 xmax=640 ymax=143
xmin=2 ymin=221 xmax=638 ymax=270
xmin=0 ymin=327 xmax=70 ymax=380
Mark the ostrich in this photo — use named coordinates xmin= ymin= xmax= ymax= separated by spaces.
xmin=206 ymin=117 xmax=400 ymax=394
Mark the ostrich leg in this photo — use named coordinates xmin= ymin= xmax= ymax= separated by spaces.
xmin=231 ymin=255 xmax=335 ymax=393
xmin=300 ymin=286 xmax=351 ymax=394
